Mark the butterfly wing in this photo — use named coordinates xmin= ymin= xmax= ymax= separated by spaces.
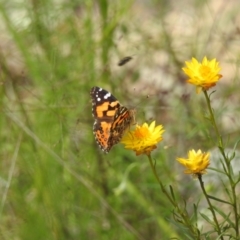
xmin=90 ymin=86 xmax=121 ymax=152
xmin=109 ymin=106 xmax=134 ymax=146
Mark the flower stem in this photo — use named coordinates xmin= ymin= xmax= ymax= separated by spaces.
xmin=198 ymin=174 xmax=223 ymax=239
xmin=147 ymin=154 xmax=200 ymax=238
xmin=147 ymin=154 xmax=175 ymax=206
xmin=203 ymin=90 xmax=221 ymax=142
xmin=203 ymin=90 xmax=239 ymax=236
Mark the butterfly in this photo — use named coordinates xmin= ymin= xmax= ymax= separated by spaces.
xmin=90 ymin=86 xmax=135 ymax=153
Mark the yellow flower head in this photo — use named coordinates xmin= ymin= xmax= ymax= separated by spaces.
xmin=121 ymin=121 xmax=164 ymax=156
xmin=176 ymin=149 xmax=210 ymax=176
xmin=182 ymin=56 xmax=222 ymax=93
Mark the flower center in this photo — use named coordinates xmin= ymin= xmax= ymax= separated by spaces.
xmin=134 ymin=126 xmax=150 ymax=139
xmin=199 ymin=65 xmax=211 ymax=78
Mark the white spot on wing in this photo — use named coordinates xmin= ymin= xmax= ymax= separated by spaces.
xmin=97 ymin=97 xmax=101 ymax=101
xmin=104 ymin=92 xmax=111 ymax=99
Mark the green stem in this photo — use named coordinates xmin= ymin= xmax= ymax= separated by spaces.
xmin=198 ymin=174 xmax=223 ymax=239
xmin=147 ymin=154 xmax=175 ymax=206
xmin=147 ymin=154 xmax=200 ymax=238
xmin=203 ymin=90 xmax=239 ymax=236
xmin=203 ymin=90 xmax=221 ymax=142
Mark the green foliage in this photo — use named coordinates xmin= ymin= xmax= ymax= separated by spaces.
xmin=0 ymin=0 xmax=240 ymax=239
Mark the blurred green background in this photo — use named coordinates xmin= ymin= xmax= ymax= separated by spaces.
xmin=0 ymin=0 xmax=239 ymax=239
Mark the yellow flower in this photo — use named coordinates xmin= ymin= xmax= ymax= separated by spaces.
xmin=182 ymin=56 xmax=222 ymax=93
xmin=121 ymin=121 xmax=164 ymax=156
xmin=176 ymin=149 xmax=210 ymax=176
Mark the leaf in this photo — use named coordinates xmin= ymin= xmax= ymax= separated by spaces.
xmin=228 ymin=151 xmax=235 ymax=162
xmin=212 ymin=206 xmax=234 ymax=228
xmin=199 ymin=212 xmax=214 ymax=226
xmin=169 ymin=185 xmax=176 ymax=201
xmin=235 ymin=172 xmax=240 ymax=185
xmin=219 ymin=158 xmax=228 ymax=175
xmin=232 ymin=138 xmax=240 ymax=154
xmin=220 ymin=180 xmax=233 ymax=203
xmin=207 ymin=195 xmax=231 ymax=205
xmin=208 ymin=167 xmax=226 ymax=175
xmin=201 ymin=229 xmax=215 ymax=239
xmin=193 ymin=204 xmax=198 ymax=223
xmin=172 ymin=211 xmax=184 ymax=224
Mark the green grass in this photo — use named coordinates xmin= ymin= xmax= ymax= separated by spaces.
xmin=0 ymin=0 xmax=240 ymax=239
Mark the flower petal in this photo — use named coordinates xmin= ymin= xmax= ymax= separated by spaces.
xmin=182 ymin=57 xmax=222 ymax=93
xmin=176 ymin=149 xmax=210 ymax=176
xmin=121 ymin=121 xmax=164 ymax=156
